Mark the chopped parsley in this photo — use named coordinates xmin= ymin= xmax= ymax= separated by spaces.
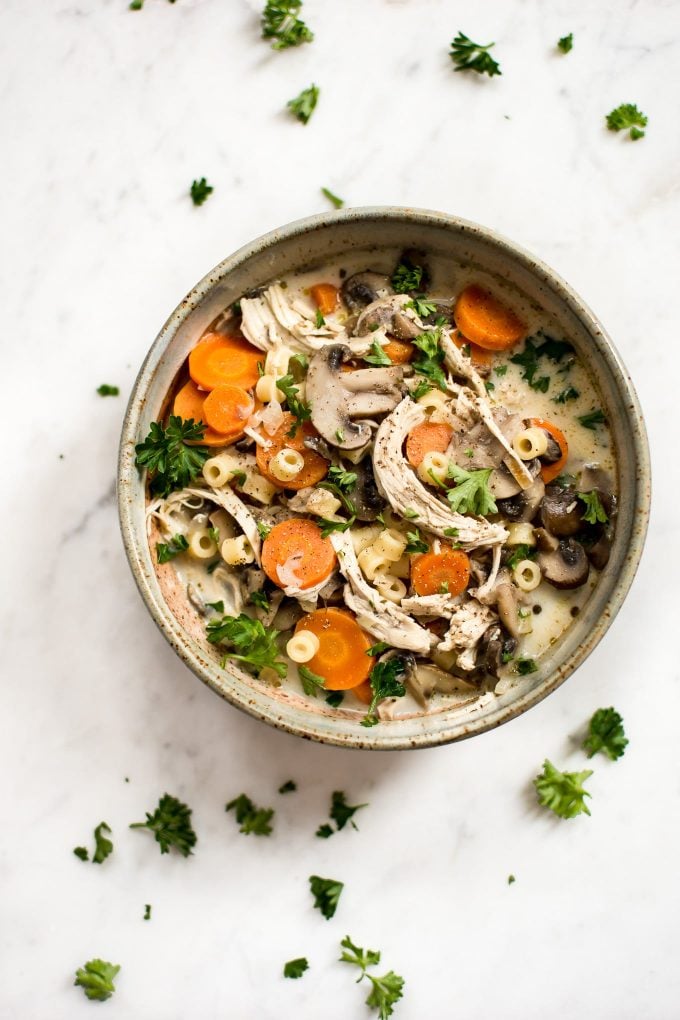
xmin=289 ymin=352 xmax=309 ymax=373
xmin=508 ymin=874 xmax=516 ymax=885
xmin=156 ymin=533 xmax=189 ymax=563
xmin=96 ymin=384 xmax=119 ymax=397
xmin=495 ymin=363 xmax=508 ymax=376
xmin=366 ymin=641 xmax=390 ymax=656
xmin=278 ymin=779 xmax=297 ymax=794
xmin=553 ymin=385 xmax=580 ymax=404
xmin=318 ymin=515 xmax=355 ymax=539
xmin=364 ymin=339 xmax=393 ymax=366
xmin=249 ymin=590 xmax=270 ymax=611
xmin=534 ymin=759 xmax=593 ymax=818
xmin=73 ymin=846 xmax=89 ymax=861
xmin=284 ymin=957 xmax=309 ymax=979
xmin=316 ymin=823 xmax=334 ymax=839
xmin=485 ymin=380 xmax=495 ymax=393
xmin=362 ymin=657 xmax=407 ymax=728
xmin=277 ymin=374 xmax=312 ymax=434
xmin=405 ymin=528 xmax=429 ymax=554
xmin=330 ymin=791 xmax=368 ymax=831
xmin=74 ymin=959 xmax=120 ymax=1002
xmin=606 ymin=103 xmax=647 ymax=141
xmin=557 ymin=33 xmax=573 ymax=53
xmin=411 ymin=328 xmax=447 ymax=390
xmin=515 ymin=658 xmax=538 ymax=675
xmin=391 ymin=260 xmax=424 ymax=294
xmin=93 ymin=822 xmax=113 ymax=864
xmin=583 ymin=707 xmax=628 ymax=761
xmin=443 ymin=527 xmax=459 ymax=538
xmin=505 ymin=544 xmax=537 ymax=571
xmin=340 ymin=936 xmax=405 ymax=1019
xmin=226 ymin=793 xmax=274 ymax=836
xmin=309 ymin=875 xmax=344 ymax=919
xmin=447 ymin=464 xmax=497 ymax=516
xmin=411 ymin=379 xmax=433 ymax=400
xmin=144 ymin=904 xmax=152 ymax=920
xmin=207 ymin=613 xmax=287 ymax=679
xmin=325 ymin=691 xmax=344 ymax=708
xmin=315 ymin=308 xmax=325 ymax=328
xmin=135 ymin=416 xmax=209 ymax=497
xmin=405 ymin=296 xmax=438 ymax=319
xmin=261 ymin=0 xmax=313 ymax=49
xmin=287 ymin=83 xmax=319 ymax=125
xmin=510 ymin=334 xmax=574 ymax=393
xmin=129 ymin=794 xmax=197 ymax=856
xmin=321 ymin=186 xmax=344 ymax=209
xmin=298 ymin=664 xmax=327 ymax=697
xmin=577 ymin=408 xmax=606 ymax=430
xmin=403 ymin=508 xmax=419 ymax=519
xmin=190 ymin=177 xmax=214 ymax=206
xmin=327 ymin=465 xmax=357 ymax=492
xmin=450 ymin=31 xmax=501 ymax=77
xmin=257 ymin=521 xmax=272 ymax=540
xmin=335 ymin=428 xmax=345 ymax=442
xmin=578 ymin=490 xmax=608 ymax=524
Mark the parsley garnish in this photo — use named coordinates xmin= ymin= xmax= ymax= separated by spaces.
xmin=319 ymin=515 xmax=355 ymax=539
xmin=510 ymin=338 xmax=550 ymax=392
xmin=309 ymin=875 xmax=344 ymax=919
xmin=299 ymin=664 xmax=327 ymax=697
xmin=606 ymin=103 xmax=647 ymax=141
xmin=391 ymin=261 xmax=424 ymax=294
xmin=287 ymin=83 xmax=319 ymax=125
xmin=505 ymin=544 xmax=536 ymax=571
xmin=508 ymin=874 xmax=516 ymax=885
xmin=257 ymin=521 xmax=272 ymax=540
xmin=583 ymin=707 xmax=628 ymax=761
xmin=411 ymin=328 xmax=447 ymax=390
xmin=93 ymin=822 xmax=113 ymax=864
xmin=405 ymin=528 xmax=429 ymax=554
xmin=362 ymin=657 xmax=407 ymax=727
xmin=73 ymin=846 xmax=89 ymax=861
xmin=289 ymin=352 xmax=309 ymax=373
xmin=315 ymin=308 xmax=325 ymax=328
xmin=226 ymin=793 xmax=274 ymax=836
xmin=156 ymin=533 xmax=189 ymax=563
xmin=321 ymin=186 xmax=344 ymax=209
xmin=447 ymin=464 xmax=497 ymax=516
xmin=364 ymin=339 xmax=393 ymax=366
xmin=495 ymin=364 xmax=508 ymax=376
xmin=443 ymin=527 xmax=459 ymax=538
xmin=366 ymin=641 xmax=390 ymax=656
xmin=331 ymin=791 xmax=367 ymax=830
xmin=340 ymin=936 xmax=405 ymax=1019
xmin=316 ymin=823 xmax=334 ymax=838
xmin=74 ymin=959 xmax=120 ymax=1002
xmin=284 ymin=958 xmax=309 ymax=979
xmin=279 ymin=779 xmax=297 ymax=794
xmin=557 ymin=33 xmax=573 ymax=54
xmin=450 ymin=31 xmax=501 ymax=77
xmin=485 ymin=380 xmax=495 ymax=393
xmin=325 ymin=691 xmax=344 ymax=708
xmin=577 ymin=408 xmax=606 ymax=430
xmin=410 ymin=379 xmax=433 ymax=400
xmin=578 ymin=490 xmax=608 ymax=524
xmin=130 ymin=794 xmax=197 ymax=856
xmin=97 ymin=384 xmax=119 ymax=397
xmin=249 ymin=591 xmax=270 ymax=613
xmin=144 ymin=904 xmax=152 ymax=920
xmin=327 ymin=465 xmax=357 ymax=492
xmin=534 ymin=760 xmax=593 ymax=819
xmin=515 ymin=658 xmax=538 ymax=675
xmin=135 ymin=416 xmax=209 ymax=497
xmin=276 ymin=374 xmax=312 ymax=434
xmin=335 ymin=427 xmax=345 ymax=442
xmin=206 ymin=600 xmax=225 ymax=614
xmin=553 ymin=385 xmax=580 ymax=403
xmin=190 ymin=177 xmax=213 ymax=206
xmin=262 ymin=0 xmax=313 ymax=49
xmin=207 ymin=613 xmax=287 ymax=678
xmin=402 ymin=508 xmax=419 ymax=520
xmin=405 ymin=296 xmax=437 ymax=318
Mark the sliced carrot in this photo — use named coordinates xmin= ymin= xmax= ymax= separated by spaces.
xmin=202 ymin=384 xmax=254 ymax=438
xmin=256 ymin=412 xmax=329 ymax=490
xmin=262 ymin=519 xmax=337 ymax=591
xmin=530 ymin=417 xmax=569 ymax=484
xmin=405 ymin=421 xmax=453 ymax=468
xmin=454 ymin=285 xmax=526 ymax=352
xmin=188 ymin=333 xmax=264 ymax=391
xmin=310 ymin=283 xmax=339 ymax=316
xmin=411 ymin=548 xmax=471 ymax=597
xmin=352 ymin=679 xmax=373 ymax=704
xmin=294 ymin=608 xmax=374 ymax=690
xmin=172 ymin=379 xmax=234 ymax=447
xmin=381 ymin=338 xmax=414 ymax=365
xmin=452 ymin=330 xmax=494 ymax=368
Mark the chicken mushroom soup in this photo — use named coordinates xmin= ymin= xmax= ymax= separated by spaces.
xmin=136 ymin=250 xmax=616 ymax=722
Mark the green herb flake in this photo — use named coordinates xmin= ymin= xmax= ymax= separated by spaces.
xmin=391 ymin=261 xmax=424 ymax=294
xmin=315 ymin=308 xmax=325 ymax=328
xmin=495 ymin=363 xmax=508 ymax=376
xmin=553 ymin=385 xmax=580 ymax=404
xmin=309 ymin=875 xmax=344 ymax=919
xmin=156 ymin=533 xmax=189 ymax=564
xmin=299 ymin=664 xmax=327 ymax=697
xmin=506 ymin=544 xmax=537 ymax=571
xmin=405 ymin=296 xmax=438 ymax=319
xmin=330 ymin=791 xmax=368 ymax=831
xmin=135 ymin=416 xmax=209 ymax=497
xmin=130 ymin=794 xmax=197 ymax=856
xmin=443 ymin=527 xmax=459 ymax=538
xmin=403 ymin=508 xmax=419 ymax=520
xmin=190 ymin=177 xmax=214 ymax=206
xmin=287 ymin=83 xmax=319 ymax=125
xmin=578 ymin=490 xmax=609 ymax=525
xmin=321 ymin=186 xmax=344 ymax=209
xmin=207 ymin=613 xmax=287 ymax=679
xmin=515 ymin=657 xmax=538 ymax=675
xmin=583 ymin=707 xmax=628 ymax=761
xmin=327 ymin=465 xmax=357 ymax=492
xmin=93 ymin=822 xmax=113 ymax=865
xmin=557 ymin=33 xmax=573 ymax=53
xmin=74 ymin=959 xmax=120 ymax=1002
xmin=405 ymin=529 xmax=429 ymax=554
xmin=577 ymin=408 xmax=606 ymax=430
xmin=143 ymin=904 xmax=152 ymax=921
xmin=316 ymin=823 xmax=334 ymax=839
xmin=226 ymin=793 xmax=274 ymax=836
xmin=262 ymin=0 xmax=313 ymax=50
xmin=257 ymin=521 xmax=272 ymax=540
xmin=534 ymin=759 xmax=592 ymax=819
xmin=364 ymin=339 xmax=393 ymax=366
xmin=411 ymin=328 xmax=447 ymax=390
xmin=606 ymin=103 xmax=648 ymax=141
xmin=73 ymin=846 xmax=89 ymax=862
xmin=508 ymin=874 xmax=516 ymax=885
xmin=96 ymin=384 xmax=119 ymax=397
xmin=325 ymin=691 xmax=344 ymax=708
xmin=366 ymin=641 xmax=390 ymax=656
xmin=485 ymin=380 xmax=495 ymax=393
xmin=206 ymin=600 xmax=225 ymax=614
xmin=447 ymin=464 xmax=497 ymax=516
xmin=284 ymin=957 xmax=309 ymax=979
xmin=450 ymin=31 xmax=501 ymax=77
xmin=339 ymin=936 xmax=405 ymax=1018
xmin=362 ymin=657 xmax=407 ymax=727
xmin=277 ymin=374 xmax=312 ymax=434
xmin=278 ymin=779 xmax=297 ymax=794
xmin=411 ymin=379 xmax=433 ymax=400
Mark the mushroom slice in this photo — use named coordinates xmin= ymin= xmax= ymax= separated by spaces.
xmin=538 ymin=538 xmax=590 ymax=589
xmin=330 ymin=530 xmax=434 ymax=654
xmin=407 ymin=662 xmax=478 ymax=707
xmin=497 ymin=477 xmax=545 ymax=523
xmin=356 ymin=295 xmax=423 ymax=340
xmin=306 ymin=345 xmax=404 ymax=450
xmin=372 ymin=398 xmax=507 ymax=549
xmin=540 ymin=485 xmax=583 ymax=536
xmin=476 ymin=624 xmax=517 ymax=680
xmin=185 ymin=486 xmax=261 ymax=564
xmin=341 ymin=271 xmax=393 ymax=312
xmin=352 ymin=457 xmax=386 ymax=522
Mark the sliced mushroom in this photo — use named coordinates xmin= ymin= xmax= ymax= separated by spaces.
xmin=408 ymin=661 xmax=479 ymax=706
xmin=540 ymin=485 xmax=583 ymax=536
xmin=495 ymin=583 xmax=522 ymax=639
xmin=340 ymin=271 xmax=392 ymax=312
xmin=533 ymin=527 xmax=560 ymax=553
xmin=497 ymin=477 xmax=545 ymax=523
xmin=476 ymin=624 xmax=517 ymax=679
xmin=538 ymin=538 xmax=590 ymax=589
xmin=540 ymin=431 xmax=563 ymax=464
xmin=579 ymin=464 xmax=617 ymax=517
xmin=352 ymin=457 xmax=385 ymax=521
xmin=456 ymin=421 xmax=506 ymax=470
xmin=356 ymin=295 xmax=422 ymax=340
xmin=586 ymin=531 xmax=613 ymax=570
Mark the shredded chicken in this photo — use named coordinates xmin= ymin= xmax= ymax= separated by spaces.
xmin=330 ymin=531 xmax=434 ymax=655
xmin=185 ymin=486 xmax=262 ymax=565
xmin=440 ymin=331 xmax=488 ymax=398
xmin=437 ymin=600 xmax=497 ymax=670
xmin=372 ymin=398 xmax=507 ymax=549
xmin=469 ymin=544 xmax=503 ymax=601
xmin=400 ymin=593 xmax=459 ymax=618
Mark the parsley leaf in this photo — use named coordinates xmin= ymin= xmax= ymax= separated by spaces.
xmin=509 ymin=338 xmax=550 ymax=392
xmin=495 ymin=364 xmax=508 ymax=376
xmin=309 ymin=875 xmax=344 ymax=919
xmin=287 ymin=83 xmax=319 ymax=125
xmin=207 ymin=613 xmax=287 ymax=678
xmin=450 ymin=31 xmax=501 ymax=77
xmin=447 ymin=464 xmax=497 ymax=516
xmin=299 ymin=664 xmax=327 ymax=697
xmin=327 ymin=465 xmax=357 ymax=491
xmin=226 ymin=793 xmax=274 ymax=836
xmin=411 ymin=328 xmax=447 ymax=390
xmin=325 ymin=691 xmax=344 ymax=708
xmin=321 ymin=186 xmax=344 ymax=209
xmin=606 ymin=103 xmax=648 ymax=141
xmin=190 ymin=177 xmax=213 ymax=206
xmin=135 ymin=416 xmax=209 ymax=497
xmin=411 ymin=379 xmax=433 ymax=400
xmin=578 ymin=490 xmax=608 ymax=525
xmin=391 ymin=261 xmax=423 ymax=294
xmin=508 ymin=874 xmax=516 ymax=885
xmin=366 ymin=641 xmax=390 ymax=656
xmin=130 ymin=794 xmax=197 ymax=856
xmin=362 ymin=657 xmax=407 ymax=727
xmin=583 ymin=707 xmax=628 ymax=761
xmin=284 ymin=957 xmax=309 ymax=979
xmin=316 ymin=823 xmax=334 ymax=839
xmin=553 ymin=385 xmax=580 ymax=403
xmin=156 ymin=533 xmax=189 ymax=563
xmin=339 ymin=936 xmax=405 ymax=1019
xmin=276 ymin=374 xmax=312 ymax=434
xmin=340 ymin=935 xmax=381 ymax=971
xmin=505 ymin=544 xmax=536 ymax=571
xmin=364 ymin=339 xmax=393 ymax=366
xmin=93 ymin=822 xmax=113 ymax=864
xmin=73 ymin=846 xmax=89 ymax=861
xmin=96 ymin=384 xmax=119 ymax=397
xmin=315 ymin=308 xmax=325 ymax=327
xmin=534 ymin=759 xmax=593 ymax=819
xmin=515 ymin=658 xmax=538 ymax=675
xmin=143 ymin=904 xmax=152 ymax=920
xmin=257 ymin=521 xmax=272 ymax=540
xmin=74 ymin=959 xmax=120 ymax=1002
xmin=278 ymin=779 xmax=297 ymax=794
xmin=249 ymin=590 xmax=270 ymax=612
xmin=404 ymin=296 xmax=437 ymax=319
xmin=405 ymin=528 xmax=429 ymax=554
xmin=330 ymin=791 xmax=368 ymax=831
xmin=577 ymin=408 xmax=606 ymax=430
xmin=262 ymin=0 xmax=313 ymax=49
xmin=319 ymin=516 xmax=356 ymax=539
xmin=557 ymin=33 xmax=573 ymax=53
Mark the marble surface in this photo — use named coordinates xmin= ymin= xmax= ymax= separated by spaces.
xmin=2 ymin=1 xmax=679 ymax=1017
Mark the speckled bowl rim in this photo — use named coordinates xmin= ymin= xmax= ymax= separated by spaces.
xmin=118 ymin=207 xmax=650 ymax=750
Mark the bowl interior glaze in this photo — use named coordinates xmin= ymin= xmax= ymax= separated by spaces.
xmin=118 ymin=208 xmax=650 ymax=750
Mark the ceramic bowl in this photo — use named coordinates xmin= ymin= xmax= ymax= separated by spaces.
xmin=118 ymin=208 xmax=650 ymax=749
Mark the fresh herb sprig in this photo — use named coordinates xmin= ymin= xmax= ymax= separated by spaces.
xmin=130 ymin=794 xmax=197 ymax=856
xmin=362 ymin=657 xmax=407 ymax=728
xmin=606 ymin=103 xmax=647 ymax=141
xmin=276 ymin=374 xmax=312 ymax=435
xmin=583 ymin=707 xmax=628 ymax=760
xmin=261 ymin=0 xmax=313 ymax=49
xmin=207 ymin=613 xmax=287 ymax=679
xmin=74 ymin=959 xmax=120 ymax=1002
xmin=340 ymin=936 xmax=405 ymax=1019
xmin=226 ymin=794 xmax=274 ymax=836
xmin=287 ymin=83 xmax=319 ymax=124
xmin=391 ymin=261 xmax=424 ymax=294
xmin=364 ymin=340 xmax=393 ymax=366
xmin=156 ymin=534 xmax=189 ymax=563
xmin=447 ymin=464 xmax=497 ymax=516
xmin=578 ymin=490 xmax=608 ymax=525
xmin=577 ymin=408 xmax=606 ymax=430
xmin=135 ymin=416 xmax=210 ymax=497
xmin=405 ymin=528 xmax=429 ymax=554
xmin=534 ymin=760 xmax=592 ymax=819
xmin=309 ymin=875 xmax=344 ymax=919
xmin=411 ymin=329 xmax=447 ymax=390
xmin=450 ymin=31 xmax=501 ymax=77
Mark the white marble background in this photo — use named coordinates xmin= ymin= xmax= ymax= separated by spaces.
xmin=2 ymin=1 xmax=680 ymax=1017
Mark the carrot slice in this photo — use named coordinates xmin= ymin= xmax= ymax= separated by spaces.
xmin=172 ymin=379 xmax=234 ymax=447
xmin=452 ymin=330 xmax=494 ymax=368
xmin=294 ymin=608 xmax=374 ymax=690
xmin=411 ymin=548 xmax=471 ymax=597
xmin=202 ymin=384 xmax=254 ymax=438
xmin=310 ymin=283 xmax=339 ymax=316
xmin=405 ymin=422 xmax=453 ymax=468
xmin=262 ymin=519 xmax=337 ymax=591
xmin=381 ymin=339 xmax=414 ymax=365
xmin=256 ymin=412 xmax=329 ymax=490
xmin=454 ymin=285 xmax=526 ymax=351
xmin=188 ymin=333 xmax=264 ymax=391
xmin=530 ymin=417 xmax=569 ymax=484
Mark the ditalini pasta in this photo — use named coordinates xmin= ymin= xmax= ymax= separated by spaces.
xmin=136 ymin=248 xmax=617 ymax=724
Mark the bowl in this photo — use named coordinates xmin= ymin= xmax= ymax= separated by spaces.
xmin=117 ymin=207 xmax=650 ymax=750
